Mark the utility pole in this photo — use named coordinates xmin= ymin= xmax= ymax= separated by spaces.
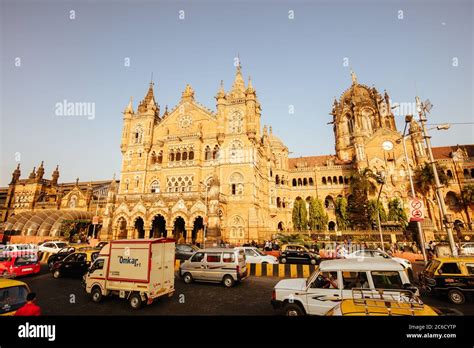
xmin=400 ymin=115 xmax=427 ymax=264
xmin=416 ymin=97 xmax=457 ymax=256
xmin=375 ymin=173 xmax=385 ymax=252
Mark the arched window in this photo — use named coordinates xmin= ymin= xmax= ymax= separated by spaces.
xmin=282 ymin=197 xmax=287 ymax=208
xmin=205 ymin=146 xmax=211 ymax=160
xmin=176 ymin=151 xmax=181 ymax=161
xmin=182 ymin=151 xmax=188 ymax=161
xmin=292 ymin=178 xmax=297 ymax=187
xmin=445 ymin=191 xmax=459 ymax=208
xmin=276 ymin=197 xmax=281 ymax=208
xmin=125 ymin=179 xmax=129 ymax=191
xmin=157 ymin=151 xmax=163 ymax=164
xmin=281 ymin=176 xmax=286 ymax=185
xmin=135 ymin=176 xmax=140 ymax=188
xmin=322 ymin=177 xmax=327 ymax=185
xmin=275 ymin=175 xmax=280 ymax=185
xmin=189 ymin=150 xmax=194 ymax=160
xmin=463 ymin=169 xmax=470 ymax=179
xmin=339 ymin=176 xmax=343 ymax=184
xmin=230 ymin=172 xmax=244 ymax=196
xmin=230 ymin=215 xmax=245 ymax=241
xmin=212 ymin=145 xmax=219 ymax=160
xmin=328 ymin=177 xmax=332 ymax=185
xmin=169 ymin=151 xmax=175 ymax=162
xmin=309 ymin=178 xmax=314 ymax=186
xmin=230 ymin=140 xmax=244 ymax=162
xmin=151 ymin=151 xmax=157 ymax=164
xmin=344 ymin=176 xmax=349 ymax=184
xmin=134 ymin=127 xmax=144 ymax=144
xmin=324 ymin=195 xmax=335 ymax=209
xmin=150 ymin=180 xmax=160 ymax=193
xmin=229 ymin=110 xmax=243 ymax=134
xmin=298 ymin=178 xmax=302 ymax=186
xmin=303 ymin=178 xmax=308 ymax=186
xmin=471 ymin=168 xmax=474 ymax=178
xmin=333 ymin=176 xmax=338 ymax=184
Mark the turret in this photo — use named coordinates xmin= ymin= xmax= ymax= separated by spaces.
xmin=121 ymin=97 xmax=134 ymax=154
xmin=28 ymin=167 xmax=36 ymax=180
xmin=10 ymin=163 xmax=21 ymax=184
xmin=51 ymin=165 xmax=60 ymax=185
xmin=36 ymin=161 xmax=45 ymax=182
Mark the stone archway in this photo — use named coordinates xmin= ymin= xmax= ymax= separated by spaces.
xmin=116 ymin=217 xmax=127 ymax=239
xmin=151 ymin=215 xmax=167 ymax=238
xmin=328 ymin=221 xmax=336 ymax=231
xmin=173 ymin=216 xmax=186 ymax=242
xmin=277 ymin=221 xmax=284 ymax=231
xmin=192 ymin=216 xmax=204 ymax=245
xmin=134 ymin=217 xmax=145 ymax=239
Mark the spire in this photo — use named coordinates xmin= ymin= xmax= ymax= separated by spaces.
xmin=231 ymin=61 xmax=246 ymax=93
xmin=29 ymin=167 xmax=36 ymax=180
xmin=138 ymin=80 xmax=157 ymax=113
xmin=246 ymin=76 xmax=255 ymax=95
xmin=181 ymin=84 xmax=195 ymax=101
xmin=51 ymin=165 xmax=59 ymax=185
xmin=216 ymin=80 xmax=225 ymax=99
xmin=124 ymin=97 xmax=134 ymax=114
xmin=350 ymin=69 xmax=358 ymax=85
xmin=10 ymin=163 xmax=21 ymax=184
xmin=36 ymin=161 xmax=45 ymax=181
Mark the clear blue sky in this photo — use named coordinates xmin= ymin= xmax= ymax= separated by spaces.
xmin=1 ymin=0 xmax=472 ymax=186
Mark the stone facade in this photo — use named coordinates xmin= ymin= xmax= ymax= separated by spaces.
xmin=1 ymin=66 xmax=473 ymax=244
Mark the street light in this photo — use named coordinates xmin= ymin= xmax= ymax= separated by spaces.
xmin=416 ymin=96 xmax=458 ymax=256
xmin=199 ymin=181 xmax=209 ymax=248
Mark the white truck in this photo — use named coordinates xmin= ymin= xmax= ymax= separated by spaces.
xmin=83 ymin=238 xmax=175 ymax=309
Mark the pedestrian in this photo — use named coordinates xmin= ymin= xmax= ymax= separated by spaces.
xmin=14 ymin=292 xmax=41 ymax=316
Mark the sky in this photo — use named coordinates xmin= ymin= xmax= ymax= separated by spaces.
xmin=0 ymin=0 xmax=473 ymax=186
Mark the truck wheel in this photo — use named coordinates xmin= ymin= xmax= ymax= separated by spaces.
xmin=183 ymin=273 xmax=193 ymax=284
xmin=91 ymin=287 xmax=103 ymax=303
xmin=53 ymin=270 xmax=61 ymax=279
xmin=284 ymin=303 xmax=305 ymax=316
xmin=129 ymin=293 xmax=143 ymax=309
xmin=448 ymin=289 xmax=465 ymax=305
xmin=280 ymin=257 xmax=287 ymax=264
xmin=223 ymin=275 xmax=235 ymax=288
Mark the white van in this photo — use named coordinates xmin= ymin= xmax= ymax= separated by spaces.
xmin=83 ymin=238 xmax=175 ymax=309
xmin=234 ymin=247 xmax=278 ymax=264
xmin=271 ymin=258 xmax=416 ymax=316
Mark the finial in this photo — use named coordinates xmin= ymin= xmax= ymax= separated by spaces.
xmin=76 ymin=177 xmax=79 ymax=185
xmin=350 ymin=69 xmax=358 ymax=84
xmin=150 ymin=72 xmax=154 ymax=86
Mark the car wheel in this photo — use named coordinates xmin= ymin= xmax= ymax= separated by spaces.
xmin=310 ymin=258 xmax=317 ymax=265
xmin=183 ymin=272 xmax=193 ymax=284
xmin=280 ymin=257 xmax=287 ymax=264
xmin=91 ymin=287 xmax=103 ymax=303
xmin=223 ymin=275 xmax=235 ymax=288
xmin=129 ymin=293 xmax=143 ymax=309
xmin=53 ymin=270 xmax=61 ymax=279
xmin=284 ymin=303 xmax=305 ymax=316
xmin=448 ymin=289 xmax=465 ymax=305
xmin=48 ymin=261 xmax=54 ymax=270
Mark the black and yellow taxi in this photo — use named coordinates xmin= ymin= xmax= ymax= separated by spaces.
xmin=50 ymin=250 xmax=99 ymax=279
xmin=419 ymin=256 xmax=474 ymax=304
xmin=0 ymin=279 xmax=30 ymax=316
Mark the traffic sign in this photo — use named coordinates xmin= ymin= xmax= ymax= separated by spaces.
xmin=409 ymin=198 xmax=424 ymax=222
xmin=92 ymin=216 xmax=99 ymax=225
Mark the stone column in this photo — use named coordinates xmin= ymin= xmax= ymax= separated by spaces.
xmin=127 ymin=226 xmax=135 ymax=239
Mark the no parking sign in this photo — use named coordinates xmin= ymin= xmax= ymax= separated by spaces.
xmin=409 ymin=198 xmax=424 ymax=222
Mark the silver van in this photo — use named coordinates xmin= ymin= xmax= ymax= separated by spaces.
xmin=179 ymin=248 xmax=247 ymax=287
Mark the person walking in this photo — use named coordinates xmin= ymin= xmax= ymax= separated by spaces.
xmin=14 ymin=292 xmax=41 ymax=316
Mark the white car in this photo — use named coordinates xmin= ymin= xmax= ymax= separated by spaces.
xmin=38 ymin=241 xmax=69 ymax=254
xmin=3 ymin=244 xmax=38 ymax=257
xmin=460 ymin=242 xmax=474 ymax=256
xmin=235 ymin=247 xmax=278 ymax=264
xmin=271 ymin=258 xmax=415 ymax=316
xmin=345 ymin=249 xmax=412 ymax=269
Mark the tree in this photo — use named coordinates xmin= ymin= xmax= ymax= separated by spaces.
xmin=461 ymin=184 xmax=474 ymax=206
xmin=348 ymin=168 xmax=377 ymax=229
xmin=335 ymin=196 xmax=349 ymax=230
xmin=387 ymin=198 xmax=408 ymax=228
xmin=414 ymin=163 xmax=449 ymax=196
xmin=308 ymin=198 xmax=328 ymax=230
xmin=292 ymin=198 xmax=308 ymax=231
xmin=367 ymin=199 xmax=387 ymax=228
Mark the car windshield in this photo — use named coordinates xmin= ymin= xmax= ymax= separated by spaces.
xmin=56 ymin=243 xmax=68 ymax=248
xmin=254 ymin=249 xmax=266 ymax=256
xmin=0 ymin=285 xmax=28 ymax=314
xmin=306 ymin=267 xmax=320 ymax=287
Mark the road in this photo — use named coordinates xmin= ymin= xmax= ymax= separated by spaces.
xmin=15 ymin=264 xmax=474 ymax=316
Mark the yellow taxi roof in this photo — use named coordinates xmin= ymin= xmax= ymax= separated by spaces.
xmin=434 ymin=256 xmax=474 ymax=262
xmin=0 ymin=278 xmax=28 ymax=289
xmin=338 ymin=299 xmax=438 ymax=316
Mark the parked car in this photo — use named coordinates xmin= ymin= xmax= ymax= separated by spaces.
xmin=271 ymin=258 xmax=416 ymax=316
xmin=460 ymin=243 xmax=474 ymax=256
xmin=175 ymin=244 xmax=199 ymax=261
xmin=179 ymin=248 xmax=247 ymax=287
xmin=51 ymin=250 xmax=99 ymax=279
xmin=325 ymin=289 xmax=438 ymax=316
xmin=235 ymin=246 xmax=278 ymax=264
xmin=3 ymin=244 xmax=38 ymax=257
xmin=0 ymin=279 xmax=30 ymax=316
xmin=279 ymin=244 xmax=321 ymax=265
xmin=0 ymin=254 xmax=40 ymax=278
xmin=38 ymin=241 xmax=69 ymax=254
xmin=418 ymin=256 xmax=474 ymax=305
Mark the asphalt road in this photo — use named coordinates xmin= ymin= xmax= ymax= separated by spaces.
xmin=15 ymin=264 xmax=474 ymax=316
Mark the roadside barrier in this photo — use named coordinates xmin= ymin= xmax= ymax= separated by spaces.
xmin=38 ymin=252 xmax=53 ymax=263
xmin=174 ymin=260 xmax=317 ymax=278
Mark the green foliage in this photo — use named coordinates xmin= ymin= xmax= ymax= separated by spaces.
xmin=414 ymin=163 xmax=449 ymax=195
xmin=348 ymin=168 xmax=377 ymax=229
xmin=292 ymin=198 xmax=308 ymax=231
xmin=274 ymin=233 xmax=312 ymax=246
xmin=388 ymin=198 xmax=408 ymax=227
xmin=367 ymin=199 xmax=387 ymax=225
xmin=335 ymin=196 xmax=349 ymax=230
xmin=461 ymin=184 xmax=474 ymax=206
xmin=308 ymin=197 xmax=328 ymax=230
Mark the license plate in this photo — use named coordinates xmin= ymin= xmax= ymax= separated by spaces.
xmin=23 ymin=268 xmax=33 ymax=272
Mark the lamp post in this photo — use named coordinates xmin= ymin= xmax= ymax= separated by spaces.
xmin=399 ymin=115 xmax=428 ymax=264
xmin=375 ymin=172 xmax=385 ymax=251
xmin=416 ymin=97 xmax=457 ymax=256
